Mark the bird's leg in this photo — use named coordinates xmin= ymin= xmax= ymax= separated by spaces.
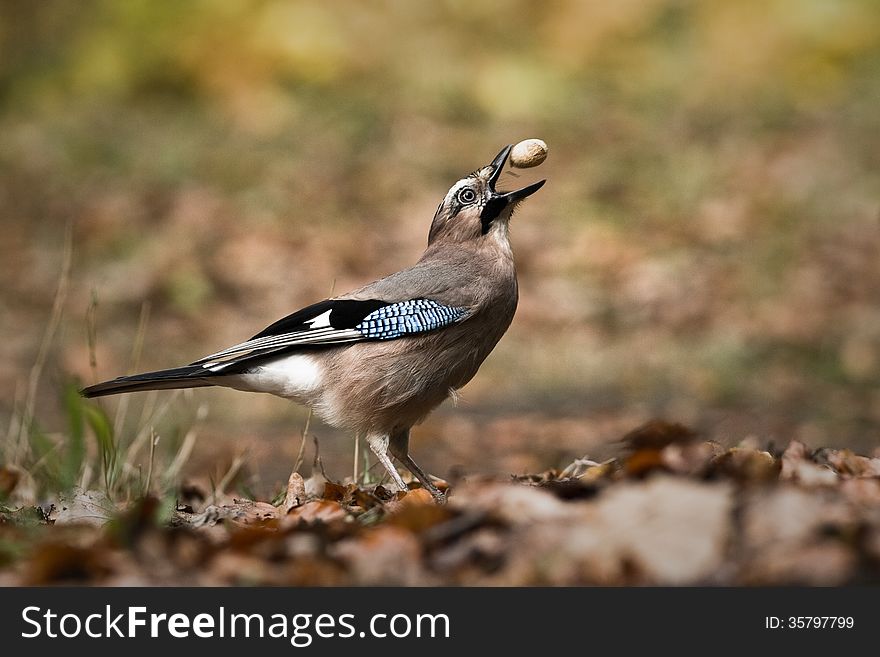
xmin=366 ymin=432 xmax=408 ymax=493
xmin=389 ymin=429 xmax=445 ymax=502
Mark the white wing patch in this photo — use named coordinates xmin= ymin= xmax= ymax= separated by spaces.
xmin=307 ymin=309 xmax=333 ymax=329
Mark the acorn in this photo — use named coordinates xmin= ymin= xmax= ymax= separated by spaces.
xmin=510 ymin=139 xmax=548 ymax=168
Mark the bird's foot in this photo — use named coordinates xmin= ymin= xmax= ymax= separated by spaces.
xmin=417 ymin=480 xmax=447 ymax=505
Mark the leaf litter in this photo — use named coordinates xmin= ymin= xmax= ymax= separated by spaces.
xmin=2 ymin=421 xmax=880 ymax=586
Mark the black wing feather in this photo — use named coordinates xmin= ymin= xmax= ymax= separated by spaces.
xmin=250 ymin=299 xmax=333 ymax=339
xmin=251 ymin=299 xmax=389 ymax=338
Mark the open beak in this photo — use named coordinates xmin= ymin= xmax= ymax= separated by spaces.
xmin=481 ymin=145 xmax=546 ymax=220
xmin=486 ymin=145 xmax=513 ymax=190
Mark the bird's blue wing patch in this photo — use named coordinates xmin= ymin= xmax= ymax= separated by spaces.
xmin=355 ymin=299 xmax=468 ymax=340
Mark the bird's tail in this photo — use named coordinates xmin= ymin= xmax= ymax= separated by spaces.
xmin=81 ymin=364 xmax=220 ymax=398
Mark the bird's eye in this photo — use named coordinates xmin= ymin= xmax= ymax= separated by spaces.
xmin=457 ymin=188 xmax=477 ymax=204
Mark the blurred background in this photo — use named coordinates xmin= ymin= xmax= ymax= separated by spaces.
xmin=1 ymin=0 xmax=879 ymax=497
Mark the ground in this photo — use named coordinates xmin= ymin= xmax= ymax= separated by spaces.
xmin=2 ymin=421 xmax=879 ymax=586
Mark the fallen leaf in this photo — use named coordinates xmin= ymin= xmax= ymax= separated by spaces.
xmin=623 ymin=448 xmax=667 ymax=477
xmin=707 ymin=447 xmax=780 ymax=482
xmin=840 ymin=478 xmax=880 ymax=505
xmin=538 ymin=478 xmax=600 ymax=500
xmin=284 ymin=500 xmax=349 ymax=525
xmin=322 ymin=481 xmax=353 ymax=502
xmin=592 ymin=476 xmax=733 ymax=584
xmin=23 ymin=542 xmax=115 ymax=584
xmin=451 ymin=481 xmax=580 ymax=525
xmin=661 ymin=441 xmax=719 ymax=475
xmin=496 ymin=477 xmax=732 ymax=585
xmin=817 ymin=449 xmax=880 ymax=478
xmin=429 ymin=527 xmax=506 ymax=576
xmin=622 ymin=420 xmax=697 ymax=450
xmin=780 ymin=442 xmax=838 ymax=487
xmin=352 ymin=487 xmax=385 ymax=510
xmin=332 ymin=526 xmax=429 ymax=585
xmin=207 ymin=552 xmax=272 ymax=585
xmin=742 ymin=486 xmax=855 ymax=552
xmin=283 ymin=472 xmax=306 ymax=512
xmin=191 ymin=500 xmax=278 ymax=528
xmin=397 ymin=487 xmax=435 ymax=507
xmin=386 ymin=489 xmax=453 ymax=533
xmin=49 ymin=489 xmax=116 ymax=526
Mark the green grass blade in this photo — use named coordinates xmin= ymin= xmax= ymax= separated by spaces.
xmin=61 ymin=383 xmax=87 ymax=490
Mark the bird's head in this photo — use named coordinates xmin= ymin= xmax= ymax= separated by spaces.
xmin=427 ymin=145 xmax=545 ymax=246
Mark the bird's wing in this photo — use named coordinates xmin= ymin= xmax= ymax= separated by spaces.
xmin=191 ymin=297 xmax=469 ymax=371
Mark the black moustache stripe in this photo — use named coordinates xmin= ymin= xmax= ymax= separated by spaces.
xmin=480 ymin=197 xmax=508 ymax=233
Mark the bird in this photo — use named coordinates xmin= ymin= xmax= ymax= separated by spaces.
xmin=82 ymin=144 xmax=545 ymax=501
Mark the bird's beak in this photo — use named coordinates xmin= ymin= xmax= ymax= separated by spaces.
xmin=500 ymin=178 xmax=546 ymax=202
xmin=481 ymin=145 xmax=546 ymax=220
xmin=486 ymin=145 xmax=513 ymax=190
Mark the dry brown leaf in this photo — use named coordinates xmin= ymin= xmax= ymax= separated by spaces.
xmin=780 ymin=441 xmax=838 ymax=487
xmin=707 ymin=447 xmax=780 ymax=482
xmin=622 ymin=419 xmax=697 ymax=450
xmin=277 ymin=556 xmax=350 ymax=586
xmin=450 ymin=481 xmax=579 ymax=525
xmin=785 ymin=460 xmax=839 ymax=487
xmin=23 ymin=542 xmax=116 ymax=585
xmin=283 ymin=472 xmax=306 ymax=512
xmin=661 ymin=441 xmax=719 ymax=475
xmin=623 ymin=448 xmax=667 ymax=477
xmin=818 ymin=449 xmax=880 ymax=478
xmin=386 ymin=489 xmax=454 ymax=533
xmin=191 ymin=500 xmax=278 ymax=528
xmin=284 ymin=500 xmax=349 ymax=525
xmin=511 ymin=468 xmax=561 ymax=485
xmin=496 ymin=477 xmax=732 ymax=585
xmin=494 ymin=519 xmax=620 ymax=585
xmin=742 ymin=486 xmax=855 ymax=552
xmin=332 ymin=526 xmax=428 ymax=585
xmin=839 ymin=478 xmax=880 ymax=505
xmin=352 ymin=487 xmax=387 ymax=510
xmin=780 ymin=439 xmax=809 ymax=464
xmin=49 ymin=489 xmax=116 ymax=526
xmin=537 ymin=478 xmax=600 ymax=500
xmin=322 ymin=481 xmax=353 ymax=502
xmin=397 ymin=487 xmax=435 ymax=507
xmin=429 ymin=527 xmax=506 ymax=576
xmin=207 ymin=551 xmax=272 ymax=585
xmin=592 ymin=476 xmax=733 ymax=584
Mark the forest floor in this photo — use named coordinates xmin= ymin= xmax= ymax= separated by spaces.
xmin=2 ymin=420 xmax=879 ymax=586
